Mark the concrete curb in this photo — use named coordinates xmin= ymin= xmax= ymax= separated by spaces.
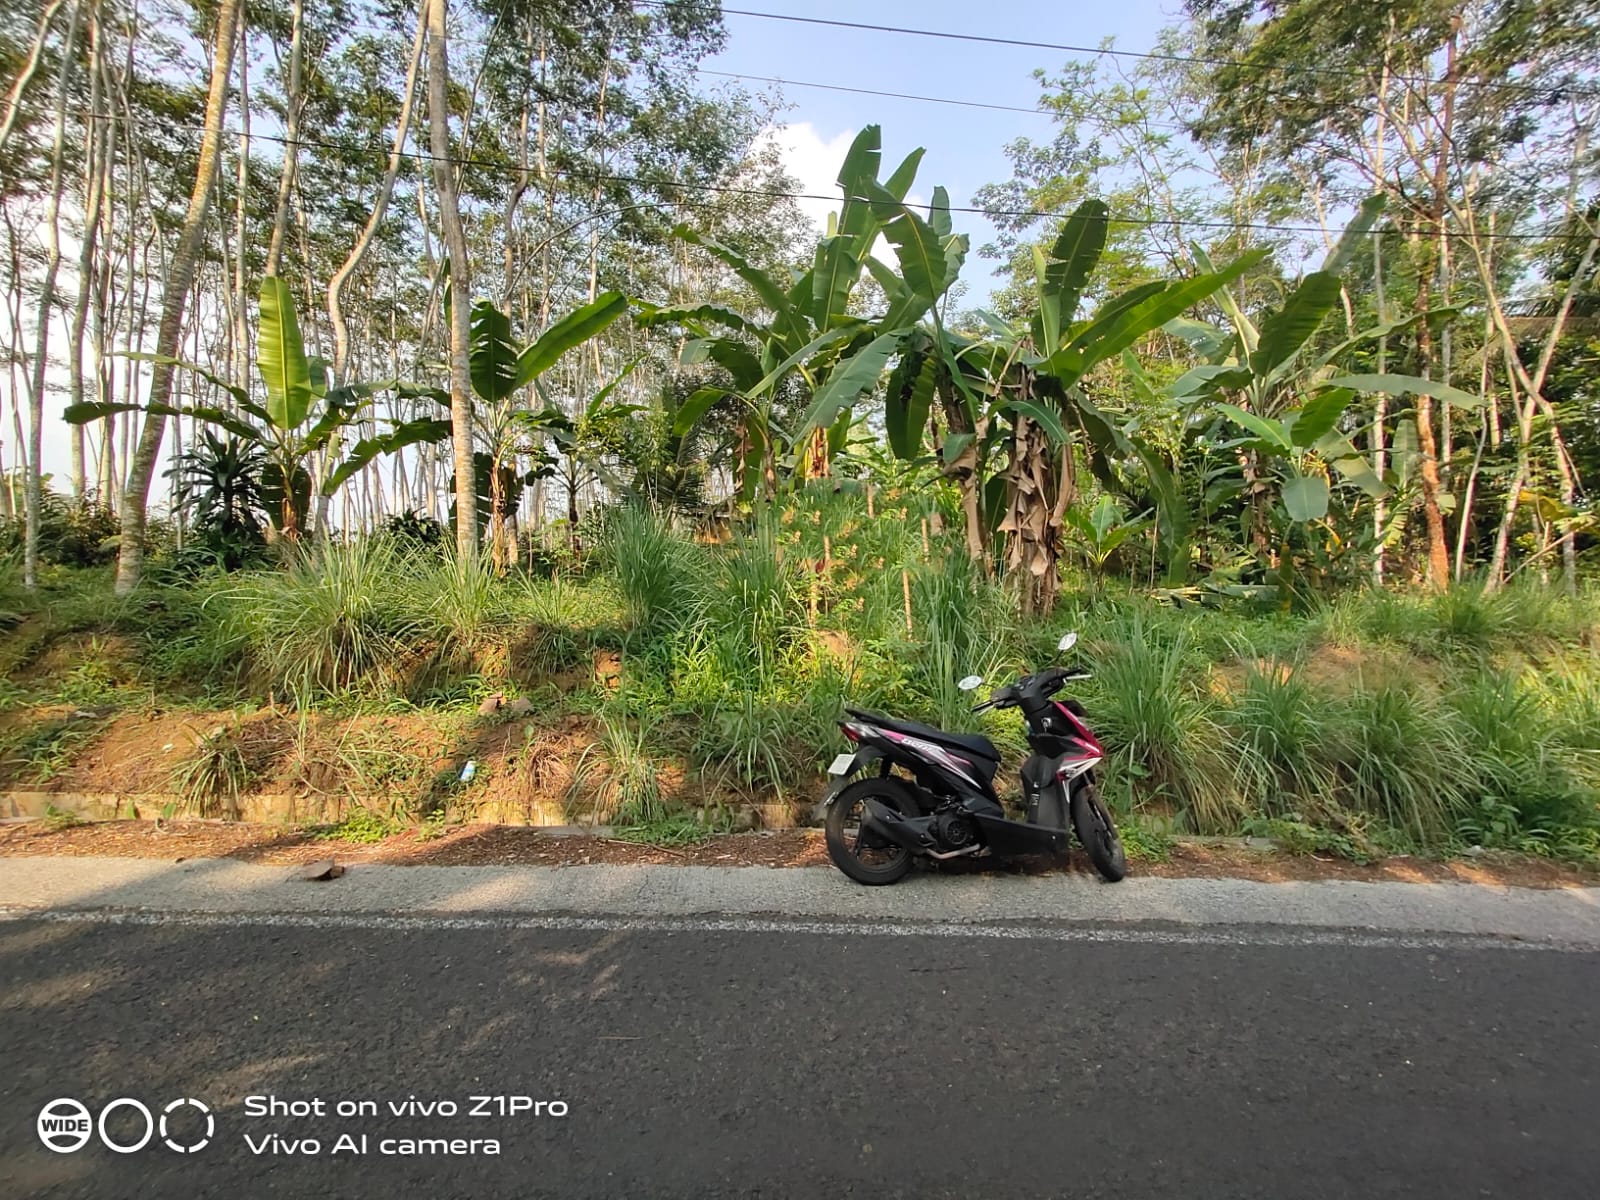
xmin=2 ymin=855 xmax=1598 ymax=946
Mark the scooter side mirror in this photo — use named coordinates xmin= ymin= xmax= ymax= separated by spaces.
xmin=957 ymin=675 xmax=983 ymax=692
xmin=1058 ymin=632 xmax=1078 ymax=653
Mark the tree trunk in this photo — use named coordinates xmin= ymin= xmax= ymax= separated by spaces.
xmin=23 ymin=0 xmax=87 ymax=589
xmin=427 ymin=0 xmax=478 ymax=559
xmin=68 ymin=7 xmax=108 ymax=502
xmin=328 ymin=5 xmax=425 ymax=386
xmin=1409 ymin=24 xmax=1459 ymax=592
xmin=0 ymin=0 xmax=69 ymax=154
xmin=264 ymin=0 xmax=303 ymax=277
xmin=113 ymin=0 xmax=242 ymax=593
xmin=230 ymin=12 xmax=250 ymax=388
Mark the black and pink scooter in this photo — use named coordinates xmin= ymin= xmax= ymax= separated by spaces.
xmin=819 ymin=632 xmax=1126 ymax=885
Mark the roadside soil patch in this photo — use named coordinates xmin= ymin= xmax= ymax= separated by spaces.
xmin=2 ymin=819 xmax=1595 ymax=888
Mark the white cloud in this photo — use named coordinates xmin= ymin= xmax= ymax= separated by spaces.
xmin=755 ymin=121 xmax=858 ymax=236
xmin=756 ymin=123 xmax=943 ymax=272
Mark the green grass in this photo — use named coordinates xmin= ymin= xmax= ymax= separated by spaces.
xmin=0 ymin=717 xmax=107 ymax=784
xmin=311 ymin=807 xmax=396 ymax=844
xmin=612 ymin=809 xmax=737 ymax=847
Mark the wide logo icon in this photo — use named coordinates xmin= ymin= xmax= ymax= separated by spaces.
xmin=36 ymin=1099 xmax=93 ymax=1154
xmin=36 ymin=1097 xmax=213 ymax=1154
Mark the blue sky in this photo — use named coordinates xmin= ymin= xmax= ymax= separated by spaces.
xmin=698 ymin=0 xmax=1184 ymax=299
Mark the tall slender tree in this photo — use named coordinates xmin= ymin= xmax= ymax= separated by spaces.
xmin=426 ymin=0 xmax=477 ymax=557
xmin=113 ymin=0 xmax=243 ymax=592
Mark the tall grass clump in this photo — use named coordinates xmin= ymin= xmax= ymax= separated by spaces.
xmin=1321 ymin=684 xmax=1469 ymax=843
xmin=1324 ymin=587 xmax=1430 ymax=649
xmin=908 ymin=550 xmax=1014 ymax=729
xmin=573 ymin=709 xmax=666 ymax=824
xmin=1086 ymin=613 xmax=1239 ymax=830
xmin=1222 ymin=657 xmax=1335 ymax=813
xmin=1488 ymin=577 xmax=1600 ymax=646
xmin=403 ymin=548 xmax=515 ymax=654
xmin=698 ymin=515 xmax=804 ymax=679
xmin=1425 ymin=583 xmax=1513 ymax=651
xmin=212 ymin=537 xmax=416 ymax=701
xmin=603 ymin=505 xmax=704 ymax=636
xmin=1442 ymin=668 xmax=1598 ymax=848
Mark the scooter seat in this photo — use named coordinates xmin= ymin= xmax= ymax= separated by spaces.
xmin=845 ymin=709 xmax=1000 ymax=763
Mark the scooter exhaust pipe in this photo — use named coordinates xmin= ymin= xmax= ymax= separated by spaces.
xmin=861 ymin=798 xmax=936 ymax=852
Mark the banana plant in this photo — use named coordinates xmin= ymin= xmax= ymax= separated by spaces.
xmin=1163 ymin=197 xmax=1481 ymax=563
xmin=466 ymin=292 xmax=628 ymax=565
xmin=639 ymin=125 xmax=967 ymax=502
xmin=883 ymin=199 xmax=1268 ymax=607
xmin=1064 ymin=494 xmax=1154 ymax=572
xmin=67 ymin=278 xmax=452 ymax=539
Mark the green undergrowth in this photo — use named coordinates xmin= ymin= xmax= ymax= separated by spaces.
xmin=4 ymin=500 xmax=1598 ymax=864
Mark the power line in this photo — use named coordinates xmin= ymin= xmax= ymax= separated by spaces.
xmin=639 ymin=2 xmax=1600 ymax=101
xmin=330 ymin=20 xmax=1189 ymax=127
xmin=310 ymin=14 xmax=1600 ymax=160
xmin=699 ymin=68 xmax=1196 ymax=133
xmin=41 ymin=103 xmax=1590 ymax=244
xmin=698 ymin=69 xmax=1047 ymax=118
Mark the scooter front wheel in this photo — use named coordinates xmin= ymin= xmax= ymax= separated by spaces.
xmin=1071 ymin=784 xmax=1127 ymax=882
xmin=825 ymin=777 xmax=917 ymax=886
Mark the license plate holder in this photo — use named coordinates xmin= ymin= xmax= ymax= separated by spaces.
xmin=826 ymin=752 xmax=856 ymax=778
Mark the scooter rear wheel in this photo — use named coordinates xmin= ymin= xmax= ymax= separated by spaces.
xmin=825 ymin=777 xmax=917 ymax=886
xmin=1071 ymin=784 xmax=1127 ymax=882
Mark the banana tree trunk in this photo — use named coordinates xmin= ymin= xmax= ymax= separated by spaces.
xmin=998 ymin=402 xmax=1070 ymax=618
xmin=114 ymin=0 xmax=241 ymax=593
xmin=938 ymin=384 xmax=987 ymax=565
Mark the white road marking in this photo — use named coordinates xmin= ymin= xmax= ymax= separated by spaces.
xmin=0 ymin=905 xmax=1588 ymax=952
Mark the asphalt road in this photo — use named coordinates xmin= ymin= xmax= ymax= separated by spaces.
xmin=2 ymin=915 xmax=1597 ymax=1199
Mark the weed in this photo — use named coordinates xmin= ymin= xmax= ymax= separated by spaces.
xmin=312 ymin=807 xmax=394 ymax=843
xmin=1241 ymin=816 xmax=1377 ymax=864
xmin=612 ymin=809 xmax=736 ymax=847
xmin=41 ymin=804 xmax=83 ymax=832
xmin=169 ymin=722 xmax=254 ymax=819
xmin=1118 ymin=818 xmax=1175 ymax=863
xmin=0 ymin=718 xmax=103 ymax=784
xmin=415 ymin=810 xmax=452 ymax=842
xmin=0 ymin=677 xmax=29 ymax=710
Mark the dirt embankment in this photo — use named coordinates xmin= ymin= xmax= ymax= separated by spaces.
xmin=0 ymin=703 xmax=797 ymax=826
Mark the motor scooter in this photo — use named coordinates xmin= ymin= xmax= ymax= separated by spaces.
xmin=819 ymin=633 xmax=1126 ymax=885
